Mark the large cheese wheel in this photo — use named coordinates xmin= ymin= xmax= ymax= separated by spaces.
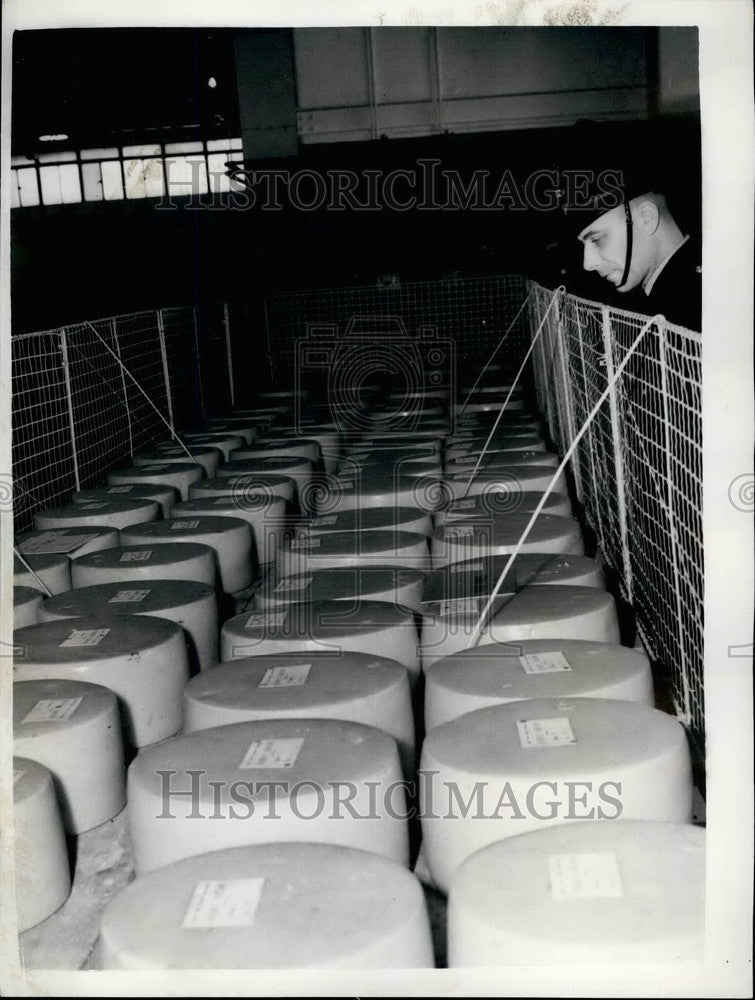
xmin=420 ymin=594 xmax=515 ymax=669
xmin=97 ymin=842 xmax=433 ymax=969
xmin=16 ymin=526 xmax=120 ymax=558
xmin=264 ymin=425 xmax=341 ymax=472
xmin=14 ymin=585 xmax=44 ymax=628
xmin=432 ymin=514 xmax=583 ymax=568
xmin=446 ymin=450 xmax=559 ymax=475
xmin=345 ymin=459 xmax=443 ymax=483
xmin=13 ymin=552 xmax=71 ymax=595
xmin=298 ymin=505 xmax=433 ymax=538
xmin=121 ymin=516 xmax=253 ymax=593
xmin=420 ymin=697 xmax=693 ymax=892
xmin=14 ymin=616 xmax=189 ymax=746
xmin=205 ymin=418 xmax=259 ymax=445
xmin=33 ymin=498 xmax=159 ymax=532
xmin=13 ymin=678 xmax=126 ymax=833
xmin=177 ymin=433 xmax=245 ymax=462
xmin=278 ymin=528 xmax=431 ymax=578
xmin=13 ymin=758 xmax=71 ymax=932
xmin=127 ymin=718 xmax=409 ymax=874
xmin=108 ymin=462 xmax=204 ymax=502
xmin=190 ymin=473 xmax=294 ymax=504
xmin=425 ymin=638 xmax=654 ymax=728
xmin=446 ymin=436 xmax=545 ymax=457
xmin=183 ymin=651 xmax=414 ymax=771
xmin=232 ymin=438 xmax=321 ymax=464
xmin=170 ymin=496 xmax=287 ymax=569
xmin=73 ymin=483 xmax=178 ymax=517
xmin=255 ymin=565 xmax=425 ymax=614
xmin=445 ymin=466 xmax=566 ymax=499
xmin=71 ymin=542 xmax=216 ymax=589
xmin=135 ymin=445 xmax=221 ymax=479
xmin=355 ymin=436 xmax=442 ymax=454
xmin=221 ymin=599 xmax=420 ymax=684
xmin=219 ymin=457 xmax=314 ymax=511
xmin=342 ymin=446 xmax=441 ymax=471
xmin=436 ymin=490 xmax=572 ymax=526
xmin=448 ymin=821 xmax=704 ymax=965
xmin=40 ymin=579 xmax=218 ymax=671
xmin=329 ymin=473 xmax=444 ymax=514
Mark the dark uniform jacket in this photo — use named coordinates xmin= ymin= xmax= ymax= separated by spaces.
xmin=627 ymin=237 xmax=702 ymax=331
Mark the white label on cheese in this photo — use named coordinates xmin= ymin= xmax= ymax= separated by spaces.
xmin=238 ymin=737 xmax=304 ymax=769
xmin=182 ymin=878 xmax=265 ymax=929
xmin=108 ymin=589 xmax=151 ymax=604
xmin=21 ymin=696 xmax=83 ymax=724
xmin=171 ymin=520 xmax=200 ymax=529
xmin=258 ymin=664 xmax=312 ymax=688
xmin=519 ymin=652 xmax=572 ymax=674
xmin=312 ymin=515 xmax=339 ymax=527
xmin=119 ymin=550 xmax=153 ymax=562
xmin=517 ymin=716 xmax=576 ymax=748
xmin=451 ymin=561 xmax=483 ymax=574
xmin=107 ymin=486 xmax=134 ymax=494
xmin=274 ymin=576 xmax=312 ymax=593
xmin=449 ymin=498 xmax=477 ymax=511
xmin=291 ymin=536 xmax=320 ymax=551
xmin=446 ymin=525 xmax=474 ymax=538
xmin=245 ymin=612 xmax=287 ymax=629
xmin=548 ymin=853 xmax=624 ymax=901
xmin=13 ymin=768 xmax=25 ymax=785
xmin=79 ymin=502 xmax=108 ymax=510
xmin=19 ymin=532 xmax=94 ymax=554
xmin=440 ymin=597 xmax=480 ymax=617
xmin=59 ymin=628 xmax=111 ymax=647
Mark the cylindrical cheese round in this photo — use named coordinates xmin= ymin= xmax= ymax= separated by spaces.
xmin=72 ymin=483 xmax=178 ymax=517
xmin=298 ymin=505 xmax=434 ymax=538
xmin=205 ymin=418 xmax=259 ymax=445
xmin=71 ymin=542 xmax=217 ymax=589
xmin=14 ymin=585 xmax=44 ymax=628
xmin=40 ymin=579 xmax=218 ymax=672
xmin=13 ymin=678 xmax=126 ymax=833
xmin=355 ymin=436 xmax=442 ymax=454
xmin=232 ymin=438 xmax=321 ymax=465
xmin=127 ymin=718 xmax=409 ymax=874
xmin=184 ymin=651 xmax=414 ymax=771
xmin=16 ymin=526 xmax=120 ymax=559
xmin=135 ymin=445 xmax=221 ymax=479
xmin=420 ymin=698 xmax=693 ymax=892
xmin=448 ymin=821 xmax=704 ymax=966
xmin=178 ymin=433 xmax=245 ymax=462
xmin=97 ymin=842 xmax=433 ymax=969
xmin=170 ymin=496 xmax=287 ymax=569
xmin=190 ymin=473 xmax=294 ymax=505
xmin=436 ymin=490 xmax=572 ymax=525
xmin=220 ymin=457 xmax=314 ymax=511
xmin=277 ymin=528 xmax=431 ymax=578
xmin=274 ymin=426 xmax=341 ymax=471
xmin=445 ymin=466 xmax=567 ymax=499
xmin=14 ymin=616 xmax=189 ymax=746
xmin=432 ymin=514 xmax=583 ymax=567
xmin=329 ymin=474 xmax=445 ymax=514
xmin=33 ymin=499 xmax=159 ymax=532
xmin=221 ymin=600 xmax=420 ymax=684
xmin=13 ymin=757 xmax=71 ymax=932
xmin=14 ymin=552 xmax=71 ymax=595
xmin=120 ymin=516 xmax=253 ymax=593
xmin=255 ymin=565 xmax=426 ymax=614
xmin=446 ymin=436 xmax=545 ymax=458
xmin=445 ymin=450 xmax=559 ymax=476
xmin=425 ymin=638 xmax=654 ymax=728
xmin=108 ymin=462 xmax=204 ymax=502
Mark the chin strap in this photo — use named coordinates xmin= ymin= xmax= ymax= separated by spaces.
xmin=619 ymin=195 xmax=633 ymax=288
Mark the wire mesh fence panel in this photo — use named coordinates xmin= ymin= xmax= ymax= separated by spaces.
xmin=113 ymin=311 xmax=173 ymax=455
xmin=11 ymin=332 xmax=77 ymax=532
xmin=195 ymin=302 xmax=234 ymax=418
xmin=529 ymin=281 xmax=704 ymax=755
xmin=160 ymin=306 xmax=206 ymax=432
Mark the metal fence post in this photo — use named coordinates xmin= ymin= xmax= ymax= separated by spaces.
xmin=555 ymin=294 xmax=581 ymax=495
xmin=222 ymin=301 xmax=235 ymax=407
xmin=156 ymin=309 xmax=175 ymax=435
xmin=111 ymin=317 xmax=134 ymax=455
xmin=59 ymin=328 xmax=81 ymax=491
xmin=573 ymin=303 xmax=597 ymax=506
xmin=600 ymin=305 xmax=633 ymax=599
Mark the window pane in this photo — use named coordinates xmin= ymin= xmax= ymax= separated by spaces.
xmin=80 ymin=147 xmax=119 ymax=160
xmin=164 ymin=141 xmax=204 ymax=154
xmin=164 ymin=155 xmax=208 ymax=196
xmin=101 ymin=160 xmax=124 ymax=200
xmin=59 ymin=163 xmax=82 ymax=203
xmin=82 ymin=162 xmax=104 ymax=201
xmin=17 ymin=168 xmax=40 ymax=206
xmin=207 ymin=152 xmax=231 ymax=193
xmin=122 ymin=143 xmax=161 ymax=157
xmin=123 ymin=158 xmax=166 ymax=199
xmin=40 ymin=165 xmax=63 ymax=204
xmin=11 ymin=155 xmax=35 ymax=166
xmin=10 ymin=170 xmax=21 ymax=208
xmin=230 ymin=137 xmax=243 ymax=150
xmin=37 ymin=151 xmax=77 ymax=164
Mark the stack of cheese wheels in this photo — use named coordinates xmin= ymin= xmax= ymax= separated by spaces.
xmin=221 ymin=600 xmax=420 ymax=685
xmin=13 ymin=678 xmax=126 ymax=832
xmin=447 ymin=821 xmax=705 ymax=966
xmin=134 ymin=445 xmax=222 ymax=479
xmin=183 ymin=651 xmax=415 ymax=772
xmin=436 ymin=490 xmax=572 ymax=526
xmin=72 ymin=482 xmax=178 ymax=517
xmin=14 ymin=616 xmax=189 ymax=747
xmin=219 ymin=457 xmax=313 ymax=511
xmin=120 ymin=516 xmax=253 ymax=593
xmin=33 ymin=498 xmax=159 ymax=532
xmin=14 ymin=551 xmax=71 ymax=595
xmin=255 ymin=565 xmax=425 ymax=614
xmin=419 ymin=697 xmax=693 ymax=892
xmin=97 ymin=842 xmax=433 ymax=969
xmin=40 ymin=579 xmax=219 ymax=672
xmin=108 ymin=462 xmax=204 ymax=502
xmin=431 ymin=514 xmax=583 ymax=568
xmin=127 ymin=718 xmax=409 ymax=873
xmin=178 ymin=432 xmax=245 ymax=462
xmin=170 ymin=494 xmax=287 ymax=570
xmin=17 ymin=526 xmax=120 ymax=558
xmin=277 ymin=528 xmax=431 ymax=578
xmin=190 ymin=473 xmax=295 ymax=505
xmin=13 ymin=757 xmax=71 ymax=932
xmin=445 ymin=464 xmax=566 ymax=499
xmin=71 ymin=542 xmax=217 ymax=589
xmin=297 ymin=506 xmax=433 ymax=539
xmin=424 ymin=638 xmax=654 ymax=729
xmin=204 ymin=417 xmax=259 ymax=445
xmin=14 ymin=585 xmax=44 ymax=628
xmin=328 ymin=473 xmax=444 ymax=515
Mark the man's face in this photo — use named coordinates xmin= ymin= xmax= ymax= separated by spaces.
xmin=578 ymin=203 xmax=651 ymax=293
